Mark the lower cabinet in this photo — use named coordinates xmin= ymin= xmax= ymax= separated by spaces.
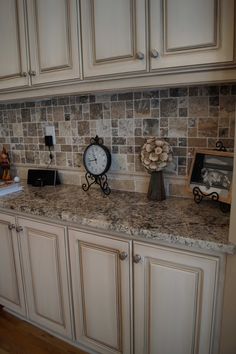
xmin=68 ymin=228 xmax=132 ymax=354
xmin=0 ymin=213 xmax=26 ymax=316
xmin=133 ymin=242 xmax=220 ymax=354
xmin=0 ymin=213 xmax=73 ymax=339
xmin=17 ymin=217 xmax=73 ymax=339
xmin=69 ymin=231 xmax=221 ymax=354
xmin=0 ymin=211 xmax=222 ymax=354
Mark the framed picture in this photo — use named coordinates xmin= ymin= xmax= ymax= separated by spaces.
xmin=188 ymin=149 xmax=234 ymax=204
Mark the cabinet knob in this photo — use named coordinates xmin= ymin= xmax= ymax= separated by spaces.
xmin=20 ymin=71 xmax=28 ymax=77
xmin=119 ymin=251 xmax=128 ymax=261
xmin=16 ymin=226 xmax=23 ymax=233
xmin=133 ymin=254 xmax=142 ymax=263
xmin=136 ymin=52 xmax=144 ymax=60
xmin=29 ymin=70 xmax=36 ymax=76
xmin=151 ymin=49 xmax=159 ymax=58
xmin=8 ymin=224 xmax=15 ymax=230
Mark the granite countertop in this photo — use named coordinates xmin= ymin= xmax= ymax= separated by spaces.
xmin=0 ymin=183 xmax=234 ymax=254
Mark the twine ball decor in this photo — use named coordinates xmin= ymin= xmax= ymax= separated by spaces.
xmin=141 ymin=138 xmax=173 ymax=172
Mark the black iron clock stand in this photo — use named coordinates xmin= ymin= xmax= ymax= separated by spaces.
xmin=82 ymin=172 xmax=111 ymax=195
xmin=192 ymin=140 xmax=230 ymax=212
xmin=82 ymin=136 xmax=111 ymax=196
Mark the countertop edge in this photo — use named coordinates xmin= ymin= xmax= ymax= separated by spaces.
xmin=1 ymin=204 xmax=235 ymax=255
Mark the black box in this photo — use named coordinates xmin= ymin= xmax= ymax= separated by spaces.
xmin=27 ymin=169 xmax=60 ymax=186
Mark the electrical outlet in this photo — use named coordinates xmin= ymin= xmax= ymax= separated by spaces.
xmin=45 ymin=125 xmax=56 ymax=145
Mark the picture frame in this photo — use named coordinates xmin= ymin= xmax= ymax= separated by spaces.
xmin=187 ymin=149 xmax=234 ymax=204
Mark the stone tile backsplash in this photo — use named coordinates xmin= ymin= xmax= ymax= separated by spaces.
xmin=0 ymin=84 xmax=235 ymax=194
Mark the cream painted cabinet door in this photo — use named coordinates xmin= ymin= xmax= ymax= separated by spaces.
xmin=0 ymin=0 xmax=29 ymax=90
xmin=150 ymin=0 xmax=235 ymax=71
xmin=0 ymin=213 xmax=26 ymax=316
xmin=69 ymin=228 xmax=132 ymax=354
xmin=17 ymin=218 xmax=72 ymax=339
xmin=80 ymin=0 xmax=147 ymax=78
xmin=26 ymin=0 xmax=81 ymax=85
xmin=133 ymin=242 xmax=220 ymax=354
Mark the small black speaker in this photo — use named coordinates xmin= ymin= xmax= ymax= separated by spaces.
xmin=27 ymin=169 xmax=60 ymax=186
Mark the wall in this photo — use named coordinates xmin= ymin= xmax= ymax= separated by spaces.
xmin=1 ymin=84 xmax=236 ymax=350
xmin=229 ymin=121 xmax=236 ymax=244
xmin=0 ymin=83 xmax=235 ymax=194
xmin=220 ymin=120 xmax=236 ymax=354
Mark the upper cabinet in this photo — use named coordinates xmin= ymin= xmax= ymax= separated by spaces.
xmin=80 ymin=0 xmax=147 ymax=78
xmin=150 ymin=0 xmax=235 ymax=71
xmin=81 ymin=0 xmax=235 ymax=78
xmin=26 ymin=0 xmax=81 ymax=85
xmin=0 ymin=0 xmax=235 ymax=99
xmin=0 ymin=0 xmax=81 ymax=91
xmin=0 ymin=0 xmax=29 ymax=90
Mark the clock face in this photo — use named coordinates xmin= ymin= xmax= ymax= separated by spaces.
xmin=83 ymin=144 xmax=111 ymax=176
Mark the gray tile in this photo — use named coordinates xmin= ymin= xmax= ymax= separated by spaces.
xmin=160 ymin=98 xmax=177 ymax=117
xmin=111 ymin=102 xmax=125 ymax=119
xmin=143 ymin=119 xmax=159 ymax=136
xmin=134 ymin=99 xmax=150 ymax=117
xmin=90 ymin=103 xmax=103 ymax=120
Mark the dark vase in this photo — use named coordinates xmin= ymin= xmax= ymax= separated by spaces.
xmin=147 ymin=170 xmax=166 ymax=201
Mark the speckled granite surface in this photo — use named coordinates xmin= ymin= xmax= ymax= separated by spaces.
xmin=0 ymin=183 xmax=234 ymax=254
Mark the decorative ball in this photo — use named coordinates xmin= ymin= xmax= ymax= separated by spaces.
xmin=141 ymin=138 xmax=172 ymax=172
xmin=14 ymin=176 xmax=20 ymax=183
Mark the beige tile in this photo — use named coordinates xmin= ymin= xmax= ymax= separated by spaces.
xmin=53 ymin=107 xmax=64 ymax=121
xmin=198 ymin=117 xmax=218 ymax=137
xmin=188 ymin=127 xmax=197 ymax=137
xmin=135 ymin=154 xmax=146 ymax=172
xmin=169 ymin=183 xmax=191 ymax=197
xmin=111 ymin=102 xmax=125 ymax=119
xmin=109 ymin=178 xmax=135 ymax=192
xmin=220 ymin=96 xmax=235 ymax=119
xmin=188 ymin=138 xmax=207 ymax=147
xmin=59 ymin=121 xmax=72 ymax=137
xmin=169 ymin=118 xmax=187 ymax=137
xmin=189 ymin=97 xmax=208 ymax=117
xmin=12 ymin=123 xmax=23 ymax=137
xmin=55 ymin=152 xmax=67 ymax=166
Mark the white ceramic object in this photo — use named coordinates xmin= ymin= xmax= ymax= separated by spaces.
xmin=14 ymin=176 xmax=20 ymax=183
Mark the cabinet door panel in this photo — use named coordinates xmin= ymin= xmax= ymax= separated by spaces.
xmin=35 ymin=0 xmax=71 ymax=70
xmin=80 ymin=243 xmax=121 ymax=349
xmin=134 ymin=242 xmax=219 ymax=354
xmin=25 ymin=231 xmax=64 ymax=323
xmin=0 ymin=0 xmax=29 ymax=90
xmin=150 ymin=0 xmax=235 ymax=70
xmin=0 ymin=213 xmax=26 ymax=315
xmin=148 ymin=260 xmax=201 ymax=354
xmin=165 ymin=0 xmax=216 ymax=52
xmin=69 ymin=229 xmax=132 ymax=354
xmin=27 ymin=0 xmax=81 ymax=84
xmin=18 ymin=218 xmax=72 ymax=338
xmin=93 ymin=0 xmax=134 ymax=62
xmin=81 ymin=0 xmax=147 ymax=77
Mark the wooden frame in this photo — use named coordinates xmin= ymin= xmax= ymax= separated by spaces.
xmin=187 ymin=149 xmax=234 ymax=204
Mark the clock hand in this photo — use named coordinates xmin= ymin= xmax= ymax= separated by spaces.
xmin=92 ymin=147 xmax=96 ymax=159
xmin=88 ymin=158 xmax=97 ymax=162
